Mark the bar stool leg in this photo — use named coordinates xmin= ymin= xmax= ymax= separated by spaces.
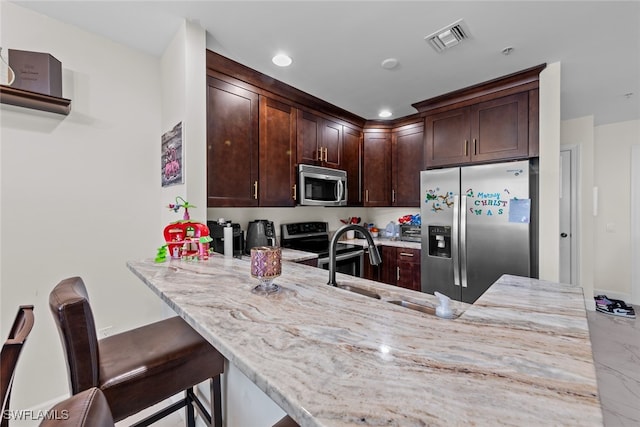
xmin=186 ymin=387 xmax=195 ymax=427
xmin=211 ymin=377 xmax=222 ymax=427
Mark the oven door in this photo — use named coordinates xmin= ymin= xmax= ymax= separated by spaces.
xmin=317 ymin=250 xmax=364 ymax=278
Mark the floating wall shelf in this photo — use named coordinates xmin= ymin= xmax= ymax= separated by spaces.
xmin=0 ymin=85 xmax=71 ymax=115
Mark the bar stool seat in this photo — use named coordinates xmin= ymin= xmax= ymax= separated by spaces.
xmin=49 ymin=276 xmax=224 ymax=427
xmin=40 ymin=388 xmax=114 ymax=427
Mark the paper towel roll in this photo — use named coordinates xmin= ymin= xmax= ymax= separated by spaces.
xmin=224 ymin=225 xmax=233 ymax=257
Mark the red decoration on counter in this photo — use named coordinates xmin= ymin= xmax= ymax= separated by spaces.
xmin=162 ymin=197 xmax=212 ymax=261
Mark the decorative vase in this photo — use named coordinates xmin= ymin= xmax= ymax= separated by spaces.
xmin=250 ymin=246 xmax=282 ymax=295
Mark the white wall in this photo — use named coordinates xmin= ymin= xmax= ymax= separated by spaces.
xmin=0 ymin=2 xmax=163 ymax=410
xmin=206 ymin=206 xmax=413 ymax=241
xmin=561 ymin=116 xmax=595 ymax=306
xmin=161 ymin=19 xmax=208 ymax=226
xmin=593 ymin=119 xmax=640 ymax=302
xmin=538 ymin=62 xmax=562 ymax=281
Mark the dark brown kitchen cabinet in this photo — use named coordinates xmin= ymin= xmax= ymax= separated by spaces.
xmin=362 ymin=246 xmax=381 ymax=282
xmin=342 ymin=126 xmax=363 ymax=205
xmin=207 ymin=76 xmax=259 ymax=207
xmin=391 ymin=122 xmax=424 ymax=207
xmin=296 ymin=111 xmax=342 ymax=169
xmin=362 ymin=130 xmax=391 ymax=206
xmin=380 ymin=246 xmax=421 ymax=291
xmin=258 ymin=96 xmax=297 ymax=207
xmin=425 ymin=92 xmax=529 ymax=168
xmin=296 ymin=258 xmax=318 ymax=267
xmin=396 ymin=248 xmax=421 ymax=291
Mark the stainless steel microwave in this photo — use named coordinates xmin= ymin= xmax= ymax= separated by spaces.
xmin=297 ymin=164 xmax=347 ymax=206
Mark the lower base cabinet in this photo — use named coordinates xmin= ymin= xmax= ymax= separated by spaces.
xmin=366 ymin=246 xmax=421 ymax=291
xmin=296 ymin=258 xmax=318 ymax=268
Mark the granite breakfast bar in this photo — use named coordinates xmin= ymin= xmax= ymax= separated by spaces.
xmin=126 ymin=256 xmax=603 ymax=426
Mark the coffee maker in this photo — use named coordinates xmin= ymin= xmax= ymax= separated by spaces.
xmin=208 ymin=220 xmax=244 ymax=257
xmin=245 ymin=220 xmax=276 ymax=254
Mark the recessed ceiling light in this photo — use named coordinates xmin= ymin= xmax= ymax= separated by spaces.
xmin=272 ymin=53 xmax=292 ymax=67
xmin=381 ymin=58 xmax=399 ymax=70
xmin=378 ymin=109 xmax=392 ymax=118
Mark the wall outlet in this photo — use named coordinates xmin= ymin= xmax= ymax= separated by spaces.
xmin=98 ymin=326 xmax=113 ymax=338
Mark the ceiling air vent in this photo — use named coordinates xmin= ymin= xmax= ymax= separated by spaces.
xmin=425 ymin=19 xmax=470 ymax=53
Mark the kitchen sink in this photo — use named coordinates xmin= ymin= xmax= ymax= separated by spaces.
xmin=388 ymin=300 xmax=457 ymax=317
xmin=336 ymin=284 xmax=381 ymax=299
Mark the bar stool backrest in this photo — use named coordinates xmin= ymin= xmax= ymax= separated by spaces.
xmin=1 ymin=305 xmax=35 ymax=427
xmin=49 ymin=277 xmax=100 ymax=394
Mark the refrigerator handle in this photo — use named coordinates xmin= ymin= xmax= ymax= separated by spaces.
xmin=452 ymin=195 xmax=461 ymax=287
xmin=460 ymin=195 xmax=468 ymax=288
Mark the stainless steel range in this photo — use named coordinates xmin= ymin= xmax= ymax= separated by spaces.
xmin=280 ymin=222 xmax=364 ymax=278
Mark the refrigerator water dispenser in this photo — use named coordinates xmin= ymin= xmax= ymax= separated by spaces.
xmin=428 ymin=225 xmax=451 ymax=258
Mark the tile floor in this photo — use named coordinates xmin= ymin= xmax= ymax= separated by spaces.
xmin=587 ymin=305 xmax=639 ymax=427
xmin=122 ymin=307 xmax=639 ymax=427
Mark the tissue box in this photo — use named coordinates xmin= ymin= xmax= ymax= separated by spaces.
xmin=8 ymin=49 xmax=62 ymax=97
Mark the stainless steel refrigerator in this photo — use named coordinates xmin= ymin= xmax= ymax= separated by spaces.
xmin=420 ymin=160 xmax=538 ymax=303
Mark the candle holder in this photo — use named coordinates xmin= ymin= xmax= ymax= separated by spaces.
xmin=250 ymin=246 xmax=281 ymax=295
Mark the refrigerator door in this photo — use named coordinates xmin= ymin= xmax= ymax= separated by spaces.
xmin=460 ymin=160 xmax=531 ymax=303
xmin=420 ymin=168 xmax=461 ymax=300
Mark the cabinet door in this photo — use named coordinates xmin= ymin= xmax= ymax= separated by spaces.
xmin=392 ymin=123 xmax=424 ymax=207
xmin=396 ymin=248 xmax=421 ymax=291
xmin=342 ymin=126 xmax=362 ymax=206
xmin=296 ymin=110 xmax=321 ymax=165
xmin=363 ymin=131 xmax=391 ymax=206
xmin=380 ymin=246 xmax=397 ymax=285
xmin=207 ymin=77 xmax=259 ymax=207
xmin=322 ymin=118 xmax=342 ymax=168
xmin=259 ymin=96 xmax=297 ymax=207
xmin=471 ymin=92 xmax=529 ymax=163
xmin=362 ymin=246 xmax=380 ymax=281
xmin=425 ymin=107 xmax=471 ymax=168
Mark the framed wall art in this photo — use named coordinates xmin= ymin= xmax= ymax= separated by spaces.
xmin=161 ymin=122 xmax=183 ymax=187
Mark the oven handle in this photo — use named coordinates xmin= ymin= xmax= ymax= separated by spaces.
xmin=318 ymin=250 xmax=364 ymax=266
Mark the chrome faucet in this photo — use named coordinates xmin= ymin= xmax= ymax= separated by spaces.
xmin=328 ymin=224 xmax=381 ymax=286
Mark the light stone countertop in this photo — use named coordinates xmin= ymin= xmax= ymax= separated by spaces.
xmin=127 ymin=256 xmax=602 ymax=427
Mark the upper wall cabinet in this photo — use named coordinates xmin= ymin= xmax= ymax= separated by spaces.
xmin=391 ymin=121 xmax=424 ymax=207
xmin=416 ymin=64 xmax=544 ymax=169
xmin=297 ymin=111 xmax=342 ymax=169
xmin=425 ymin=92 xmax=528 ymax=167
xmin=259 ymin=96 xmax=297 ymax=207
xmin=342 ymin=125 xmax=363 ymax=206
xmin=362 ymin=130 xmax=391 ymax=207
xmin=206 ymin=76 xmax=259 ymax=207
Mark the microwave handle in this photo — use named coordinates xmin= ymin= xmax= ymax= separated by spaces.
xmin=336 ymin=179 xmax=344 ymax=202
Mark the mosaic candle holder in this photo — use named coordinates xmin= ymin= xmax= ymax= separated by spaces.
xmin=250 ymin=246 xmax=281 ymax=295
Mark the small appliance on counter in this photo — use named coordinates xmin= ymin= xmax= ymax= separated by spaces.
xmin=400 ymin=225 xmax=421 ymax=242
xmin=245 ymin=220 xmax=276 ymax=254
xmin=208 ymin=220 xmax=244 ymax=257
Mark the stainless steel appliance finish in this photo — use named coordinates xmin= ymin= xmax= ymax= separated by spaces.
xmin=317 ymin=250 xmax=364 ymax=278
xmin=245 ymin=220 xmax=276 ymax=254
xmin=297 ymin=164 xmax=347 ymax=206
xmin=421 ymin=160 xmax=538 ymax=304
xmin=326 ymin=224 xmax=381 ymax=286
xmin=281 ymin=221 xmax=364 ymax=278
xmin=400 ymin=225 xmax=421 ymax=242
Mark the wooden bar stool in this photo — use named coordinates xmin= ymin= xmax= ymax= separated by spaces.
xmin=49 ymin=277 xmax=224 ymax=427
xmin=1 ymin=305 xmax=35 ymax=427
xmin=40 ymin=388 xmax=114 ymax=427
